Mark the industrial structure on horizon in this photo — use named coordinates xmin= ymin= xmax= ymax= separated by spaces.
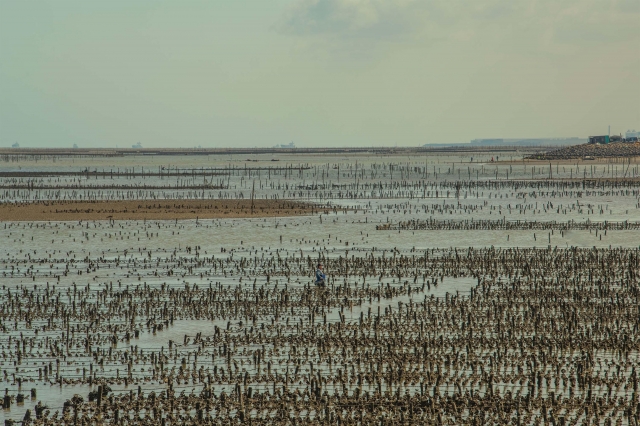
xmin=273 ymin=142 xmax=296 ymax=149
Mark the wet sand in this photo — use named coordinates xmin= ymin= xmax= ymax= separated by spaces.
xmin=0 ymin=199 xmax=316 ymax=221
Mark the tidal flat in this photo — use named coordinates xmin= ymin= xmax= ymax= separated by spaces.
xmin=3 ymin=150 xmax=640 ymax=425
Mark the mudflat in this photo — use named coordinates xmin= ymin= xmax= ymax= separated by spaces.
xmin=0 ymin=199 xmax=314 ymax=221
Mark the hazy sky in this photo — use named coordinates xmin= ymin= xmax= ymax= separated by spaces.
xmin=1 ymin=0 xmax=638 ymax=148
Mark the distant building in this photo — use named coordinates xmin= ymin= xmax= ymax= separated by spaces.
xmin=11 ymin=142 xmax=19 ymax=148
xmin=132 ymin=142 xmax=143 ymax=149
xmin=627 ymin=130 xmax=639 ymax=139
xmin=589 ymin=135 xmax=609 ymax=144
xmin=73 ymin=144 xmax=78 ymax=149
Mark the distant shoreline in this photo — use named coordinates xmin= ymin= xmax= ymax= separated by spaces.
xmin=527 ymin=142 xmax=640 ymax=160
xmin=0 ymin=145 xmax=551 ymax=158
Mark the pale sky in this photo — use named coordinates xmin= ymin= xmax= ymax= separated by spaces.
xmin=1 ymin=0 xmax=638 ymax=148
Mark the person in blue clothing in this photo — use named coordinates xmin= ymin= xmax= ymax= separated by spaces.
xmin=315 ymin=263 xmax=326 ymax=287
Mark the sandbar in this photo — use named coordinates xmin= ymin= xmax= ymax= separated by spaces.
xmin=0 ymin=199 xmax=315 ymax=221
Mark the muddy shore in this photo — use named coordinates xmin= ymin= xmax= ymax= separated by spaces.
xmin=0 ymin=199 xmax=316 ymax=221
